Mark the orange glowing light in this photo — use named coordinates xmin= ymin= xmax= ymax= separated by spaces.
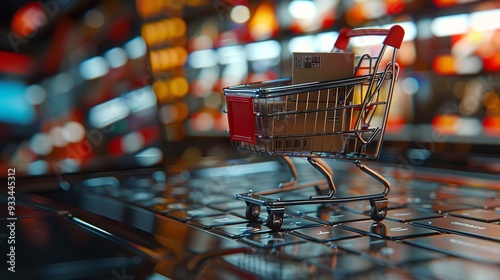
xmin=432 ymin=114 xmax=460 ymax=135
xmin=170 ymin=77 xmax=189 ymax=98
xmin=248 ymin=2 xmax=278 ymax=41
xmin=136 ymin=0 xmax=180 ymax=18
xmin=171 ymin=18 xmax=187 ymax=38
xmin=153 ymin=80 xmax=170 ymax=103
xmin=174 ymin=102 xmax=189 ymax=121
xmin=345 ymin=4 xmax=366 ymax=27
xmin=142 ymin=18 xmax=186 ymax=47
xmin=432 ymin=55 xmax=456 ymax=75
xmin=483 ymin=91 xmax=500 ymax=110
xmin=149 ymin=47 xmax=188 ymax=73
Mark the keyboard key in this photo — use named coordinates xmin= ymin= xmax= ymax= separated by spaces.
xmin=408 ymin=200 xmax=472 ymax=214
xmin=339 ymin=220 xmax=438 ymax=240
xmin=285 ymin=203 xmax=330 ymax=216
xmin=341 ymin=200 xmax=403 ymax=214
xmin=149 ymin=200 xmax=191 ymax=213
xmin=449 ymin=208 xmax=500 ymax=223
xmin=404 ymin=234 xmax=500 ymax=264
xmin=135 ymin=195 xmax=172 ymax=207
xmin=277 ymin=241 xmax=337 ymax=260
xmin=437 ymin=185 xmax=500 ymax=201
xmin=404 ymin=259 xmax=500 ymax=280
xmin=386 ymin=194 xmax=425 ymax=206
xmin=335 ymin=236 xmax=445 ymax=265
xmin=308 ymin=254 xmax=414 ymax=279
xmin=411 ymin=216 xmax=500 ymax=241
xmin=166 ymin=206 xmax=225 ymax=222
xmin=309 ymin=254 xmax=375 ymax=276
xmin=292 ymin=225 xmax=361 ymax=242
xmin=261 ymin=215 xmax=320 ymax=231
xmin=209 ymin=200 xmax=246 ymax=212
xmin=445 ymin=197 xmax=500 ymax=209
xmin=480 ymin=197 xmax=500 ymax=209
xmin=241 ymin=232 xmax=306 ymax=248
xmin=213 ymin=252 xmax=309 ymax=280
xmin=190 ymin=194 xmax=237 ymax=206
xmin=188 ymin=214 xmax=249 ymax=229
xmin=212 ymin=222 xmax=272 ymax=238
xmin=386 ymin=208 xmax=442 ymax=222
xmin=305 ymin=208 xmax=369 ymax=225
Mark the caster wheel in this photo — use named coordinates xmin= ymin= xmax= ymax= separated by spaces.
xmin=370 ymin=198 xmax=388 ymax=222
xmin=265 ymin=210 xmax=283 ymax=230
xmin=245 ymin=203 xmax=260 ymax=221
xmin=370 ymin=222 xmax=387 ymax=236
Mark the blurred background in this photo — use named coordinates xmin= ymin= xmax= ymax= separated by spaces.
xmin=1 ymin=0 xmax=500 ymax=177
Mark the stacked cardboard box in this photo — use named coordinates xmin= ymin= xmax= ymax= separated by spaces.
xmin=257 ymin=52 xmax=355 ymax=154
xmin=255 ymin=99 xmax=352 ymax=154
xmin=292 ymin=52 xmax=355 ymax=101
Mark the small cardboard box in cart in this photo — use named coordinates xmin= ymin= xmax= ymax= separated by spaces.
xmin=292 ymin=52 xmax=355 ymax=101
xmin=256 ymin=100 xmax=353 ymax=153
xmin=263 ymin=52 xmax=355 ymax=153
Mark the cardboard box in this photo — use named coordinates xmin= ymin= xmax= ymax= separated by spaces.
xmin=254 ymin=101 xmax=352 ymax=154
xmin=292 ymin=52 xmax=354 ymax=102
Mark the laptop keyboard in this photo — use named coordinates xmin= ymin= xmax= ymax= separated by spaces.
xmin=76 ymin=159 xmax=500 ymax=279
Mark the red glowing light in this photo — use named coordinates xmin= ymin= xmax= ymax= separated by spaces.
xmin=0 ymin=51 xmax=33 ymax=75
xmin=385 ymin=116 xmax=405 ymax=134
xmin=385 ymin=0 xmax=406 ymax=14
xmin=483 ymin=53 xmax=500 ymax=72
xmin=11 ymin=2 xmax=47 ymax=37
xmin=483 ymin=116 xmax=500 ymax=136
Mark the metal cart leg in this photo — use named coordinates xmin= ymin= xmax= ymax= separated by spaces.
xmin=257 ymin=156 xmax=330 ymax=196
xmin=354 ymin=160 xmax=391 ymax=221
xmin=354 ymin=160 xmax=391 ymax=195
xmin=308 ymin=157 xmax=336 ymax=199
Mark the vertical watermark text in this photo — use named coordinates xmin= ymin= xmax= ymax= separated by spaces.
xmin=6 ymin=168 xmax=17 ymax=273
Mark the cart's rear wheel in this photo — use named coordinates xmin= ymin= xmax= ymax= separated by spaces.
xmin=266 ymin=210 xmax=283 ymax=230
xmin=370 ymin=198 xmax=388 ymax=222
xmin=245 ymin=203 xmax=260 ymax=221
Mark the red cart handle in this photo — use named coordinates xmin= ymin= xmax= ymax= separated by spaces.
xmin=334 ymin=25 xmax=405 ymax=51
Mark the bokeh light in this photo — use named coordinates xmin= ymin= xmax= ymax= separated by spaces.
xmin=84 ymin=9 xmax=105 ymax=28
xmin=230 ymin=5 xmax=251 ymax=24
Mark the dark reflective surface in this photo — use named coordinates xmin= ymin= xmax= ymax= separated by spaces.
xmin=0 ymin=201 xmax=156 ymax=280
xmin=3 ymin=160 xmax=500 ymax=279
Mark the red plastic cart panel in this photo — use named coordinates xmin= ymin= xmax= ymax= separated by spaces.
xmin=226 ymin=95 xmax=256 ymax=144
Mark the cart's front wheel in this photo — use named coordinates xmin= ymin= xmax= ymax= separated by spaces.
xmin=266 ymin=209 xmax=284 ymax=230
xmin=245 ymin=203 xmax=261 ymax=221
xmin=370 ymin=198 xmax=388 ymax=222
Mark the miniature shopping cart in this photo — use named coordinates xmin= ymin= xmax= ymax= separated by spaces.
xmin=224 ymin=25 xmax=405 ymax=230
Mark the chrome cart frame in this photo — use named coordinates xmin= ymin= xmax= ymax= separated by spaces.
xmin=224 ymin=25 xmax=405 ymax=230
